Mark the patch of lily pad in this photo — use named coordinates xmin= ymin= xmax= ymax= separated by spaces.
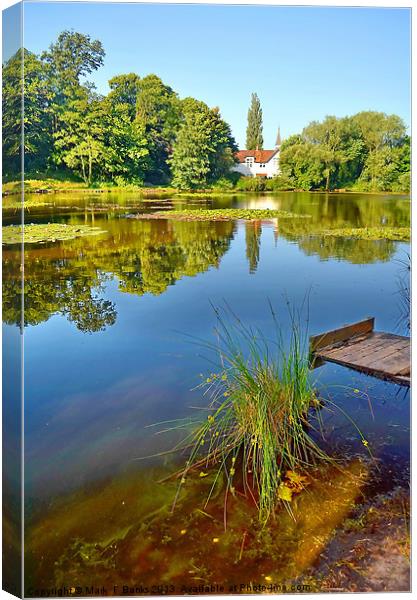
xmin=3 ymin=197 xmax=54 ymax=211
xmin=130 ymin=208 xmax=311 ymax=221
xmin=319 ymin=227 xmax=410 ymax=242
xmin=2 ymin=223 xmax=107 ymax=245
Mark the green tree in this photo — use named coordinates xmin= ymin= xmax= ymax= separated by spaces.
xmin=100 ymin=97 xmax=149 ymax=183
xmin=2 ymin=49 xmax=53 ymax=175
xmin=53 ymin=92 xmax=149 ymax=185
xmin=52 ymin=91 xmax=107 ymax=184
xmin=169 ymin=99 xmax=237 ymax=189
xmin=41 ymin=30 xmax=105 ymax=140
xmin=41 ymin=30 xmax=105 ymax=89
xmin=303 ymin=116 xmax=364 ymax=190
xmin=352 ymin=111 xmax=406 ymax=153
xmin=352 ymin=112 xmax=408 ymax=191
xmin=108 ymin=73 xmax=141 ymax=120
xmin=136 ymin=74 xmax=181 ymax=182
xmin=280 ymin=136 xmax=327 ymax=190
xmin=280 ymin=112 xmax=410 ymax=192
xmin=357 ymin=141 xmax=410 ymax=192
xmin=246 ymin=92 xmax=263 ymax=150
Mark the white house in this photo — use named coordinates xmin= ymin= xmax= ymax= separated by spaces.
xmin=232 ymin=129 xmax=282 ymax=178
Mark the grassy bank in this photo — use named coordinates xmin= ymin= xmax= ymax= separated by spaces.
xmin=2 ymin=178 xmax=177 ymax=197
xmin=3 ymin=177 xmax=410 ymax=198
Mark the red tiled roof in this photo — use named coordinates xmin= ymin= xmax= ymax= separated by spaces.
xmin=236 ymin=149 xmax=278 ymax=163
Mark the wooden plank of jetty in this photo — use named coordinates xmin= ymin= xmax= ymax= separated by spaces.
xmin=309 ymin=318 xmax=410 ymax=386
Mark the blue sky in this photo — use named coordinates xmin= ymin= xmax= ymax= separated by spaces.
xmin=17 ymin=2 xmax=412 ymax=148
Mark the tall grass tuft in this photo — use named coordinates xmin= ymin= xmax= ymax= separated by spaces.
xmin=172 ymin=304 xmax=334 ymax=525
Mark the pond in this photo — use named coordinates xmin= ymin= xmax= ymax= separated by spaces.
xmin=2 ymin=191 xmax=410 ymax=594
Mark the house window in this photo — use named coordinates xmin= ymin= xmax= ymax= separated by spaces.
xmin=245 ymin=157 xmax=254 ymax=168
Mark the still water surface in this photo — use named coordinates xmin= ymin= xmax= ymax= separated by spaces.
xmin=2 ymin=191 xmax=411 ymax=591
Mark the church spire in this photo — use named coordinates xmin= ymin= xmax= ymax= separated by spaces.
xmin=275 ymin=126 xmax=281 ymax=148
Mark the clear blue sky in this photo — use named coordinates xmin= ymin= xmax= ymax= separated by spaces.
xmin=18 ymin=2 xmax=411 ymax=149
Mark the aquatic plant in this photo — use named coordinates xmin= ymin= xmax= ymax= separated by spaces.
xmin=318 ymin=226 xmax=410 ymax=242
xmin=131 ymin=208 xmax=311 ymax=221
xmin=2 ymin=223 xmax=106 ymax=245
xmin=170 ymin=305 xmax=337 ymax=525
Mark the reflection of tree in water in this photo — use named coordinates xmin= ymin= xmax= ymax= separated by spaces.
xmin=63 ymin=277 xmax=117 ymax=333
xmin=261 ymin=192 xmax=410 ymax=230
xmin=2 ymin=219 xmax=235 ymax=330
xmin=103 ymin=220 xmax=236 ymax=296
xmin=245 ymin=222 xmax=262 ymax=274
xmin=2 ymin=257 xmax=117 ymax=333
xmin=297 ymin=235 xmax=396 ymax=264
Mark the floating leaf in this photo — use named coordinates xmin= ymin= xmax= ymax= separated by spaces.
xmin=285 ymin=470 xmax=308 ymax=493
xmin=2 ymin=223 xmax=106 ymax=245
xmin=277 ymin=483 xmax=293 ymax=502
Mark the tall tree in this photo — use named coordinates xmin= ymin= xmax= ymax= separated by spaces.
xmin=136 ymin=74 xmax=181 ymax=182
xmin=352 ymin=111 xmax=407 ymax=190
xmin=280 ymin=136 xmax=328 ymax=191
xmin=280 ymin=112 xmax=409 ymax=192
xmin=108 ymin=73 xmax=141 ymax=120
xmin=41 ymin=30 xmax=105 ymax=89
xmin=2 ymin=49 xmax=53 ymax=175
xmin=41 ymin=30 xmax=105 ymax=138
xmin=169 ymin=99 xmax=237 ymax=189
xmin=303 ymin=116 xmax=364 ymax=190
xmin=52 ymin=92 xmax=107 ymax=185
xmin=53 ymin=91 xmax=149 ymax=185
xmin=246 ymin=93 xmax=263 ymax=150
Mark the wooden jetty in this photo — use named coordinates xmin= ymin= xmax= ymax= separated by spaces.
xmin=309 ymin=318 xmax=410 ymax=386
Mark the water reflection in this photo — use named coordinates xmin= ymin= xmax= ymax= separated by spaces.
xmin=3 ymin=193 xmax=409 ymax=595
xmin=3 ymin=219 xmax=236 ymax=330
xmin=214 ymin=191 xmax=410 ymax=229
xmin=297 ymin=235 xmax=395 ymax=264
xmin=244 ymin=222 xmax=259 ymax=274
xmin=1 ymin=191 xmax=411 ymax=593
xmin=3 ymin=191 xmax=410 ymax=333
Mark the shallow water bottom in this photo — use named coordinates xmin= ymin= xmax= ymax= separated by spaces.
xmin=23 ymin=456 xmax=407 ymax=596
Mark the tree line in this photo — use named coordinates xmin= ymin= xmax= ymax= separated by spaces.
xmin=2 ymin=30 xmax=237 ymax=189
xmin=279 ymin=112 xmax=410 ymax=192
xmin=2 ymin=30 xmax=410 ymax=192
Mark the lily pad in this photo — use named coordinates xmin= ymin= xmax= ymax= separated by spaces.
xmin=2 ymin=223 xmax=107 ymax=245
xmin=129 ymin=208 xmax=311 ymax=221
xmin=319 ymin=227 xmax=410 ymax=242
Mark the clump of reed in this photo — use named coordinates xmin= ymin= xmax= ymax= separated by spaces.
xmin=172 ymin=305 xmax=334 ymax=525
